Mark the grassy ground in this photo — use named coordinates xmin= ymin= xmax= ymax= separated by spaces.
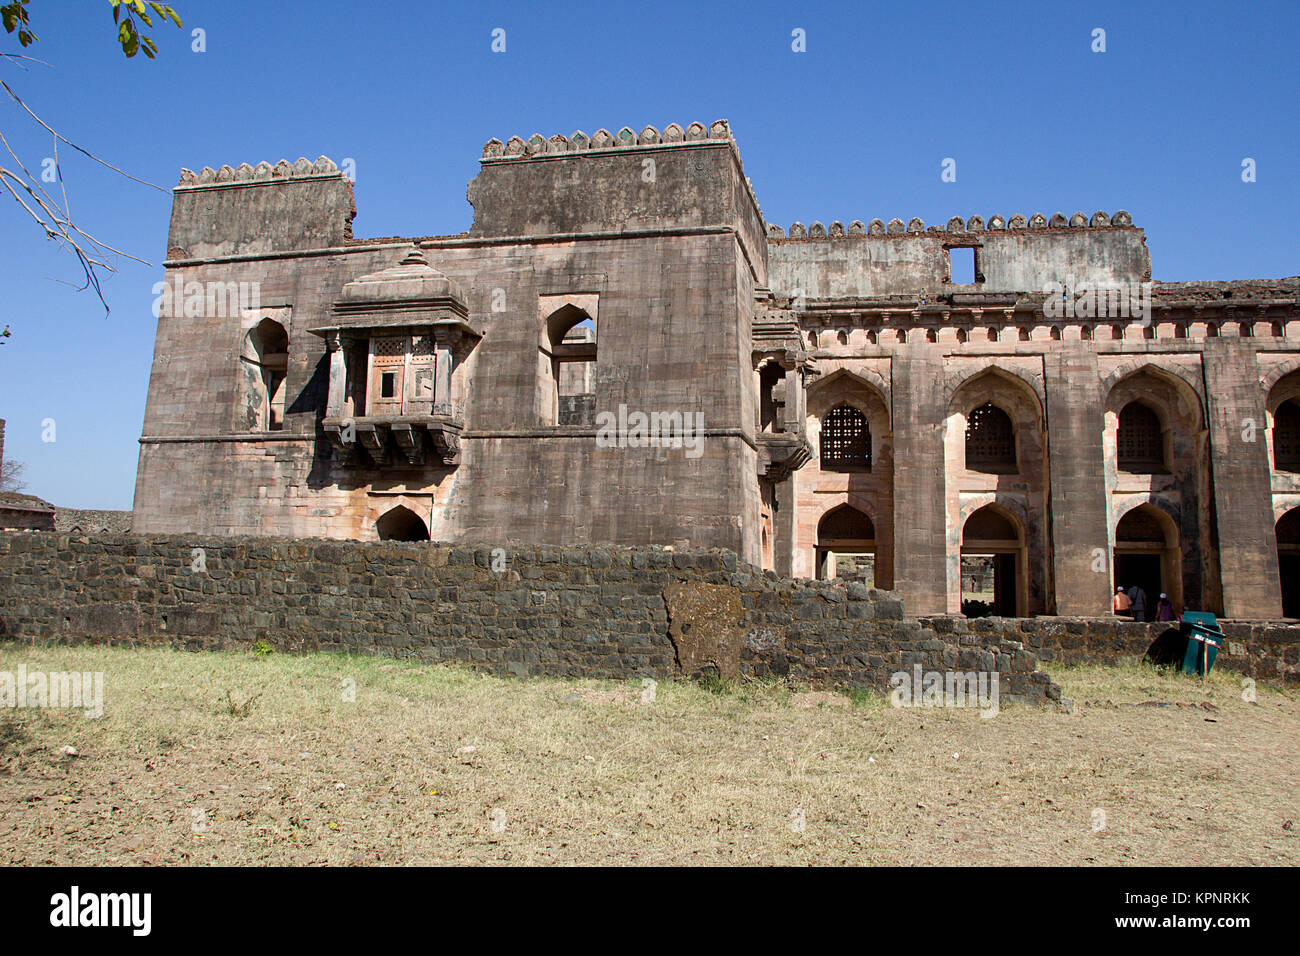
xmin=1 ymin=641 xmax=1296 ymax=866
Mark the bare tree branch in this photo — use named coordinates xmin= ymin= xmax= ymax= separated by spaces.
xmin=0 ymin=76 xmax=160 ymax=312
xmin=1 ymin=78 xmax=165 ymax=191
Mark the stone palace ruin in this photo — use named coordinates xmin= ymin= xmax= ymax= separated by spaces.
xmin=132 ymin=120 xmax=1300 ymax=622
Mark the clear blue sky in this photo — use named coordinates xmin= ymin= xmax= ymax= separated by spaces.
xmin=1 ymin=0 xmax=1296 ymax=510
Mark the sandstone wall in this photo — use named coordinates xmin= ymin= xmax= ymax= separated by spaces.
xmin=139 ymin=227 xmax=759 ymax=559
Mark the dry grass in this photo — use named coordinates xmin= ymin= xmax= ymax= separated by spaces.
xmin=1 ymin=641 xmax=1296 ymax=866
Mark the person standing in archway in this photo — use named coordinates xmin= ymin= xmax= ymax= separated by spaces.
xmin=1128 ymin=584 xmax=1148 ymax=622
xmin=1156 ymin=593 xmax=1177 ymax=621
xmin=1113 ymin=586 xmax=1133 ymax=617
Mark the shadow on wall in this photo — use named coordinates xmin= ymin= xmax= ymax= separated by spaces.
xmin=1143 ymin=627 xmax=1189 ymax=667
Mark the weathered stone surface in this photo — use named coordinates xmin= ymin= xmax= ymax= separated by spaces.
xmin=664 ymin=580 xmax=745 ymax=679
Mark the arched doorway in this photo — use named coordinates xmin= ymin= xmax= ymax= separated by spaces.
xmin=944 ymin=367 xmax=1048 ymax=616
xmin=1104 ymin=365 xmax=1207 ymax=612
xmin=1114 ymin=504 xmax=1180 ymax=619
xmin=961 ymin=504 xmax=1024 ymax=617
xmin=815 ymin=505 xmax=875 ymax=584
xmin=1277 ymin=508 xmax=1300 ymax=618
xmin=376 ymin=505 xmax=429 ymax=541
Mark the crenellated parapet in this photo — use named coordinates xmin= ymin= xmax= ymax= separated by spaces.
xmin=468 ymin=119 xmax=766 ymax=262
xmin=177 ymin=156 xmax=343 ymax=187
xmin=481 ymin=120 xmax=734 ymax=159
xmin=766 ymin=210 xmax=1135 ymax=239
xmin=167 ymin=156 xmax=355 ymax=260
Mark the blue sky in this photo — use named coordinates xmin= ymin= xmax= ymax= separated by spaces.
xmin=1 ymin=0 xmax=1296 ymax=510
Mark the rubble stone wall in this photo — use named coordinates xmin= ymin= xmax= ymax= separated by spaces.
xmin=0 ymin=533 xmax=1059 ymax=701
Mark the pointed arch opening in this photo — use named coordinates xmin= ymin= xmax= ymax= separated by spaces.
xmin=961 ymin=504 xmax=1024 ymax=616
xmin=1114 ymin=504 xmax=1180 ymax=619
xmin=541 ymin=303 xmax=597 ymax=426
xmin=1273 ymin=400 xmax=1300 ymax=472
xmin=375 ymin=504 xmax=429 ymax=542
xmin=238 ymin=318 xmax=288 ymax=431
xmin=815 ymin=504 xmax=875 ymax=584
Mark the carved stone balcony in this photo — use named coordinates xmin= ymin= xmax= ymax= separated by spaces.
xmin=311 ymin=246 xmax=481 ymax=469
xmin=323 ymin=404 xmax=464 ymax=466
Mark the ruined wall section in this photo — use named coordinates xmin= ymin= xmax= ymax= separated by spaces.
xmin=766 ymin=214 xmax=1149 ymax=299
xmin=926 ymin=615 xmax=1300 ymax=684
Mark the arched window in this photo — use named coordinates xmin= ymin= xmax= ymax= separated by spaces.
xmin=238 ymin=318 xmax=288 ymax=431
xmin=759 ymin=362 xmax=784 ymax=433
xmin=542 ymin=305 xmax=596 ymax=426
xmin=376 ymin=505 xmax=429 ymax=541
xmin=965 ymin=403 xmax=1015 ymax=471
xmin=1274 ymin=400 xmax=1300 ymax=471
xmin=820 ymin=404 xmax=871 ymax=470
xmin=1117 ymin=401 xmax=1164 ymax=471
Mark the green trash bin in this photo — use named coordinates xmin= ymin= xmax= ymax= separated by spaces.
xmin=1180 ymin=611 xmax=1223 ymax=676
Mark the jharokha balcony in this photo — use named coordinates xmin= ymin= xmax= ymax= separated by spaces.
xmin=322 ymin=405 xmax=465 ymax=466
xmin=310 ymin=246 xmax=481 ymax=467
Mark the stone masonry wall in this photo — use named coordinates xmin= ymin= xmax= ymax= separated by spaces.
xmin=0 ymin=533 xmax=1060 ymax=702
xmin=921 ymin=616 xmax=1300 ymax=684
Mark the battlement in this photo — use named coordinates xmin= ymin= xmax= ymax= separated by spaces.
xmin=768 ymin=211 xmax=1136 ymax=239
xmin=177 ymin=156 xmax=344 ymax=187
xmin=481 ymin=120 xmax=735 ymax=160
xmin=467 ymin=119 xmax=766 ymax=268
xmin=166 ymin=156 xmax=355 ymax=260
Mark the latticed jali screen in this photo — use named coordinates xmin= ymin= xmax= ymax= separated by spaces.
xmin=966 ymin=403 xmax=1015 ymax=465
xmin=1117 ymin=402 xmax=1162 ymax=465
xmin=820 ymin=405 xmax=871 ymax=468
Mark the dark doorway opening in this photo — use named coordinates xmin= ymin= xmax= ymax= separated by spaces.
xmin=991 ymin=552 xmax=1017 ymax=616
xmin=1115 ymin=553 xmax=1161 ymax=621
xmin=1277 ymin=507 xmax=1300 ymax=618
xmin=815 ymin=505 xmax=875 ymax=584
xmin=1279 ymin=555 xmax=1300 ymax=618
xmin=961 ymin=505 xmax=1024 ymax=617
xmin=376 ymin=505 xmax=429 ymax=542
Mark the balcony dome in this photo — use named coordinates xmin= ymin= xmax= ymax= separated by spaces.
xmin=334 ymin=246 xmax=467 ymax=312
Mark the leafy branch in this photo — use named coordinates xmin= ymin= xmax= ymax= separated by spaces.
xmin=110 ymin=0 xmax=183 ymax=60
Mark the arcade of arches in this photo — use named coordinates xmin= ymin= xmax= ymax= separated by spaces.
xmin=777 ymin=360 xmax=1300 ymax=621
